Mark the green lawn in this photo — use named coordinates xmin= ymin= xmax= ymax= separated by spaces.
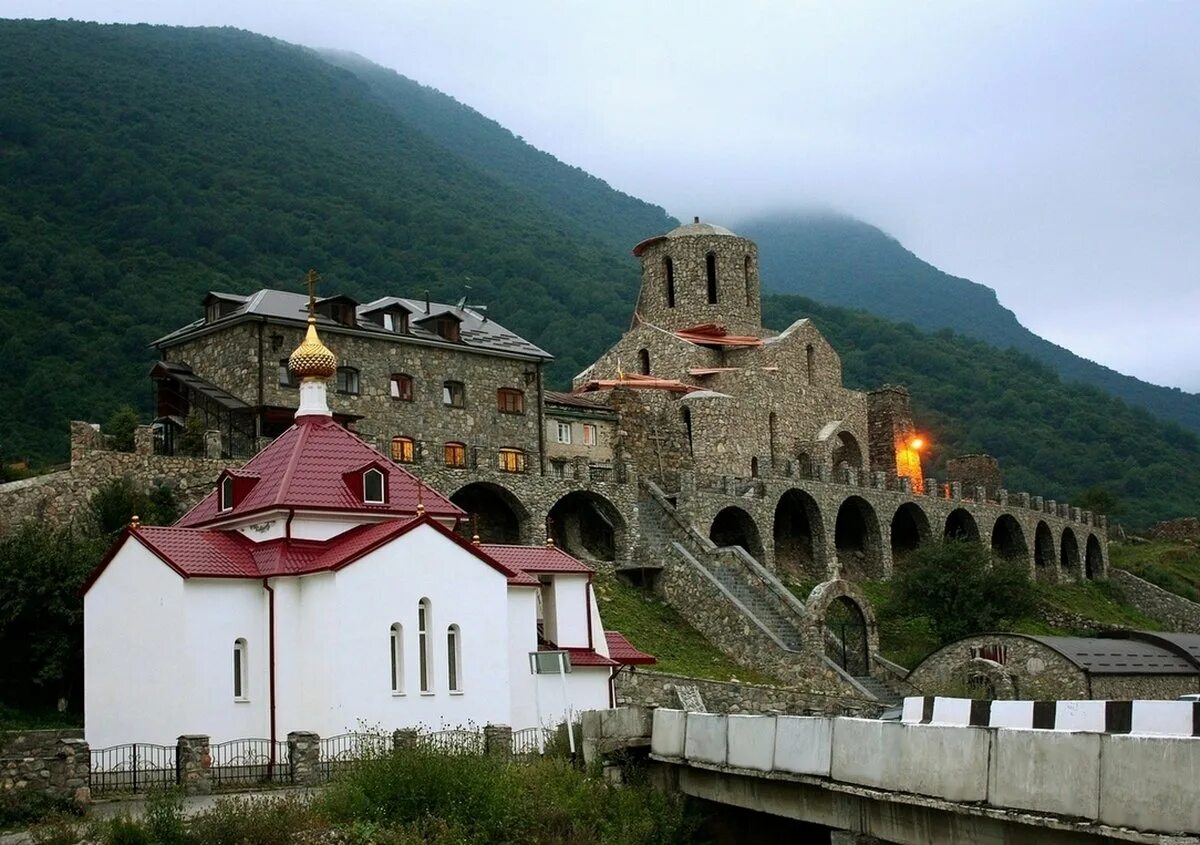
xmin=1110 ymin=540 xmax=1200 ymax=602
xmin=593 ymin=573 xmax=782 ymax=685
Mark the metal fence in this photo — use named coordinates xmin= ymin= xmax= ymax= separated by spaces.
xmin=89 ymin=743 xmax=178 ymax=796
xmin=318 ymin=732 xmax=390 ymax=777
xmin=511 ymin=727 xmax=555 ymax=756
xmin=416 ymin=729 xmax=485 ymax=756
xmin=209 ymin=738 xmax=290 ymax=788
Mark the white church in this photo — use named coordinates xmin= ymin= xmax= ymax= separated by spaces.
xmin=83 ymin=301 xmax=652 ymax=748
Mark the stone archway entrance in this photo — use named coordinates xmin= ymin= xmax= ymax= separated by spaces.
xmin=1085 ymin=535 xmax=1104 ymax=580
xmin=450 ymin=482 xmax=530 ymax=544
xmin=834 ymin=496 xmax=884 ymax=580
xmin=831 ymin=432 xmax=864 ymax=471
xmin=547 ymin=491 xmax=625 ymax=562
xmin=990 ymin=514 xmax=1028 ymax=562
xmin=709 ymin=506 xmax=765 ymax=561
xmin=1060 ymin=528 xmax=1081 ymax=580
xmin=944 ymin=508 xmax=980 ymax=542
xmin=774 ymin=489 xmax=825 ymax=579
xmin=890 ymin=502 xmax=931 ymax=560
xmin=1034 ymin=521 xmax=1056 ymax=583
xmin=825 ymin=596 xmax=869 ymax=676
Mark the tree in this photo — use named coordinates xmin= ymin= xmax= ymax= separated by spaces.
xmin=87 ymin=475 xmax=180 ymax=539
xmin=103 ymin=405 xmax=140 ymax=452
xmin=1075 ymin=485 xmax=1122 ymax=520
xmin=890 ymin=540 xmax=1036 ymax=645
xmin=176 ymin=411 xmax=208 ymax=458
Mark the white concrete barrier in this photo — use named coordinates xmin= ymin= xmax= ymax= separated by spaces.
xmin=726 ymin=714 xmax=776 ymax=771
xmin=901 ymin=696 xmax=925 ymax=723
xmin=684 ymin=713 xmax=727 ymax=765
xmin=1099 ymin=734 xmax=1200 ymax=833
xmin=1055 ymin=700 xmax=1106 ymax=732
xmin=1129 ymin=701 xmax=1194 ymax=737
xmin=830 ymin=719 xmax=990 ymax=802
xmin=651 ymin=708 xmax=687 ymax=758
xmin=773 ymin=715 xmax=833 ymax=776
xmin=988 ymin=700 xmax=1033 ymax=729
xmin=988 ymin=729 xmax=1100 ymax=819
xmin=930 ymin=696 xmax=971 ymax=726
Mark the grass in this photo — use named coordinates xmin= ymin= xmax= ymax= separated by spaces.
xmin=593 ymin=572 xmax=782 ymax=685
xmin=1110 ymin=539 xmax=1200 ymax=602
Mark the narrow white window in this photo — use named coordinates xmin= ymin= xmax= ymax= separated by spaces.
xmin=389 ymin=623 xmax=404 ymax=694
xmin=363 ymin=468 xmax=385 ymax=504
xmin=447 ymin=624 xmax=462 ymax=693
xmin=383 ymin=312 xmax=395 ymax=332
xmin=556 ymin=422 xmax=572 ymax=444
xmin=220 ymin=475 xmax=235 ymax=512
xmin=233 ymin=638 xmax=248 ymax=700
xmin=418 ymin=598 xmax=433 ymax=693
xmin=582 ymin=424 xmax=597 ymax=447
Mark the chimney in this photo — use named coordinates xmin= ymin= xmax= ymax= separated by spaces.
xmin=424 ymin=290 xmax=430 ymax=314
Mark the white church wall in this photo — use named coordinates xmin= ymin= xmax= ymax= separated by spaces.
xmin=507 ymin=587 xmax=541 ymax=730
xmin=236 ymin=518 xmax=286 ymax=542
xmin=293 ymin=572 xmax=337 ymax=733
xmin=551 ymin=574 xmax=591 ymax=648
xmin=528 ymin=666 xmax=612 ymax=730
xmin=291 ymin=513 xmax=370 ymax=541
xmin=588 ymin=585 xmax=609 ymax=657
xmin=325 ymin=524 xmax=511 ymax=734
xmin=85 ymin=542 xmax=188 ymax=748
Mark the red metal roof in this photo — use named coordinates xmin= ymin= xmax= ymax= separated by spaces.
xmin=482 ymin=544 xmax=594 ymax=575
xmin=177 ymin=416 xmax=462 ymax=527
xmin=539 ymin=644 xmax=619 ymax=668
xmin=604 ymin=631 xmax=657 ymax=665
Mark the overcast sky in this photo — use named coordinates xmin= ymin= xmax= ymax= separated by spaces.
xmin=7 ymin=1 xmax=1199 ymax=391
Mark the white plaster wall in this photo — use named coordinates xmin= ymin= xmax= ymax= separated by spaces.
xmin=552 ymin=574 xmax=591 ymax=648
xmin=85 ymin=542 xmax=189 ymax=747
xmin=539 ymin=580 xmax=558 ymax=644
xmin=236 ymin=518 xmax=286 ymax=542
xmin=291 ymin=514 xmax=372 ymax=541
xmin=527 ymin=667 xmax=611 ymax=730
xmin=589 ymin=586 xmax=609 ymax=657
xmin=295 ymin=572 xmax=337 ymax=731
xmin=507 ymin=587 xmax=540 ymax=730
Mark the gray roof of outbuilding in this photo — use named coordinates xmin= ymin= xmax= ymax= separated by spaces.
xmin=1031 ymin=635 xmax=1200 ymax=675
xmin=666 ymin=221 xmax=737 ymax=238
xmin=154 ymin=289 xmax=551 ymax=361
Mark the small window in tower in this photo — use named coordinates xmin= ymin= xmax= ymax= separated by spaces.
xmin=278 ymin=359 xmax=297 ymax=388
xmin=443 ymin=380 xmax=465 ymax=408
xmin=805 ymin=345 xmax=815 ymax=384
xmin=444 ymin=442 xmax=467 ymax=468
xmin=682 ymin=407 xmax=693 ymax=455
xmin=220 ymin=475 xmax=235 ymax=512
xmin=638 ymin=348 xmax=651 ymax=376
xmin=390 ymin=373 xmax=413 ymax=401
xmin=664 ymin=257 xmax=676 ymax=308
xmin=391 ymin=436 xmax=415 ymax=464
xmin=706 ymin=252 xmax=718 ymax=303
xmin=498 ymin=447 xmax=525 ymax=473
xmin=497 ymin=388 xmax=525 ymax=414
xmin=744 ymin=255 xmax=752 ymax=305
xmin=363 ymin=468 xmax=385 ymax=504
xmin=336 ymin=367 xmax=360 ymax=395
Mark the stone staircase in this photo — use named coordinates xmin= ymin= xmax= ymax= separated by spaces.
xmin=850 ymin=673 xmax=903 ymax=705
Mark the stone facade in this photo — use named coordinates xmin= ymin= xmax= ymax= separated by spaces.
xmin=0 ymin=729 xmax=89 ymax=805
xmin=614 ymin=669 xmax=881 ymax=717
xmin=176 ymin=734 xmax=212 ymax=795
xmin=906 ymin=635 xmax=1091 ymax=700
xmin=1109 ymin=568 xmax=1200 ymax=633
xmin=947 ymin=455 xmax=1004 ymax=501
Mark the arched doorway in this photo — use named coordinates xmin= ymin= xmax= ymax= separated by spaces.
xmin=774 ymin=489 xmax=825 ymax=579
xmin=1034 ymin=521 xmax=1056 ymax=583
xmin=825 ymin=596 xmax=869 ymax=676
xmin=834 ymin=496 xmax=884 ymax=580
xmin=450 ymin=482 xmax=530 ymax=544
xmin=990 ymin=514 xmax=1028 ymax=562
xmin=1060 ymin=528 xmax=1081 ymax=580
xmin=1085 ymin=535 xmax=1104 ymax=580
xmin=890 ymin=503 xmax=931 ymax=560
xmin=547 ymin=491 xmax=625 ymax=562
xmin=944 ymin=508 xmax=980 ymax=542
xmin=831 ymin=432 xmax=863 ymax=471
xmin=709 ymin=506 xmax=765 ymax=561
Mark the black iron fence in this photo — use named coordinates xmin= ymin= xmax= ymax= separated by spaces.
xmin=89 ymin=743 xmax=178 ymax=796
xmin=209 ymin=738 xmax=290 ymax=788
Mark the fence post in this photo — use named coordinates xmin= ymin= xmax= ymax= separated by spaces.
xmin=483 ymin=724 xmax=513 ymax=758
xmin=177 ymin=735 xmax=212 ymax=795
xmin=392 ymin=728 xmax=418 ymax=754
xmin=287 ymin=732 xmax=321 ymax=785
xmin=55 ymin=738 xmax=91 ymax=806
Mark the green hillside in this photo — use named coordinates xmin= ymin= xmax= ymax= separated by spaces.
xmin=762 ymin=294 xmax=1200 ymax=528
xmin=744 ymin=213 xmax=1200 ymax=435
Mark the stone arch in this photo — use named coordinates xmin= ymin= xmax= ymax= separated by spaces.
xmin=709 ymin=506 xmax=765 ymax=560
xmin=831 ymin=431 xmax=863 ymax=471
xmin=804 ymin=579 xmax=881 ymax=670
xmin=774 ymin=488 xmax=826 ymax=579
xmin=1085 ymin=534 xmax=1104 ymax=580
xmin=990 ymin=513 xmax=1028 ymax=562
xmin=890 ymin=502 xmax=932 ymax=560
xmin=944 ymin=508 xmax=980 ymax=542
xmin=1034 ymin=521 xmax=1056 ymax=583
xmin=794 ymin=450 xmax=813 ymax=479
xmin=1060 ymin=527 xmax=1082 ymax=580
xmin=834 ymin=495 xmax=884 ymax=580
xmin=450 ymin=481 xmax=531 ymax=544
xmin=547 ymin=490 xmax=626 ymax=562
xmin=960 ymin=657 xmax=1018 ymax=700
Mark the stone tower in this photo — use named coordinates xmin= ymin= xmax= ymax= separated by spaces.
xmin=631 ymin=218 xmax=762 ymax=336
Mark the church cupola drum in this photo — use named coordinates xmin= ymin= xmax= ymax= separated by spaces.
xmin=290 ymin=269 xmax=338 ymax=418
xmin=632 ymin=217 xmax=762 ymax=336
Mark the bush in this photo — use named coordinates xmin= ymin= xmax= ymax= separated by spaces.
xmin=185 ymin=793 xmax=316 ymax=845
xmin=0 ymin=792 xmax=80 ymax=832
xmin=103 ymin=407 xmax=140 ymax=453
xmin=86 ymin=476 xmax=179 ymax=539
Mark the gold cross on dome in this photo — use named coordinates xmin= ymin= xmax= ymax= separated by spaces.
xmin=305 ymin=269 xmax=320 ymax=317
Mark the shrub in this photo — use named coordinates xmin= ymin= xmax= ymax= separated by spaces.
xmin=103 ymin=407 xmax=140 ymax=453
xmin=185 ymin=793 xmax=317 ymax=845
xmin=27 ymin=813 xmax=82 ymax=845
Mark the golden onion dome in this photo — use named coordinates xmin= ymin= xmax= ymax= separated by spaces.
xmin=288 ymin=317 xmax=338 ymax=379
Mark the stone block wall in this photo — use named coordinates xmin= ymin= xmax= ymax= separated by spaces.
xmin=1108 ymin=568 xmax=1200 ymax=633
xmin=614 ymin=669 xmax=880 ymax=717
xmin=0 ymin=729 xmax=89 ymax=805
xmin=946 ymin=454 xmax=1003 ymax=500
xmin=1148 ymin=517 xmax=1200 ymax=542
xmin=905 ymin=634 xmax=1089 ymax=700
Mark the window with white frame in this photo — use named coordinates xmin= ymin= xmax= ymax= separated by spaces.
xmin=389 ymin=623 xmax=404 ymax=694
xmin=447 ymin=624 xmax=462 ymax=692
xmin=363 ymin=468 xmax=385 ymax=504
xmin=582 ymin=424 xmax=597 ymax=447
xmin=220 ymin=476 xmax=235 ymax=512
xmin=555 ymin=421 xmax=572 ymax=444
xmin=233 ymin=638 xmax=248 ymax=700
xmin=418 ymin=598 xmax=433 ymax=693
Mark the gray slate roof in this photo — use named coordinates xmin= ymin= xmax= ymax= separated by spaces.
xmin=153 ymin=290 xmax=551 ymax=361
xmin=1032 ymin=635 xmax=1200 ymax=675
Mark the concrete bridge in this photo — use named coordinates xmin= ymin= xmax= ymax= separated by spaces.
xmin=583 ymin=707 xmax=1200 ymax=844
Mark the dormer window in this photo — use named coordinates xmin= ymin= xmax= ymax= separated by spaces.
xmin=365 ymin=305 xmax=410 ymax=334
xmin=315 ymin=295 xmax=360 ymax=327
xmin=432 ymin=317 xmax=460 ymax=343
xmin=220 ymin=475 xmax=235 ymax=512
xmin=363 ymin=468 xmax=385 ymax=504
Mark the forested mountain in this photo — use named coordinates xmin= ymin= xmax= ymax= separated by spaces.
xmin=0 ymin=19 xmax=1196 ymax=527
xmin=743 ymin=213 xmax=1200 ymax=434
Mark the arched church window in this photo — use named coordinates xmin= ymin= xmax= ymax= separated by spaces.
xmin=233 ymin=638 xmax=248 ymax=700
xmin=664 ymin=257 xmax=676 ymax=308
xmin=389 ymin=623 xmax=404 ymax=694
xmin=638 ymin=349 xmax=651 ymax=376
xmin=447 ymin=624 xmax=462 ymax=693
xmin=220 ymin=475 xmax=235 ymax=512
xmin=418 ymin=599 xmax=433 ymax=693
xmin=363 ymin=468 xmax=385 ymax=504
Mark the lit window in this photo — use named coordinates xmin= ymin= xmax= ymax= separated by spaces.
xmin=443 ymin=380 xmax=465 ymax=408
xmin=447 ymin=625 xmax=462 ymax=693
xmin=444 ymin=442 xmax=466 ymax=468
xmin=555 ymin=422 xmax=572 ymax=444
xmin=390 ymin=374 xmax=413 ymax=401
xmin=220 ymin=476 xmax=235 ymax=512
xmin=498 ymin=448 xmax=525 ymax=473
xmin=497 ymin=388 xmax=524 ymax=414
xmin=336 ymin=367 xmax=360 ymax=395
xmin=233 ymin=638 xmax=248 ymax=700
xmin=363 ymin=468 xmax=385 ymax=504
xmin=391 ymin=436 xmax=415 ymax=464
xmin=418 ymin=599 xmax=433 ymax=693
xmin=582 ymin=424 xmax=597 ymax=447
xmin=278 ymin=359 xmax=296 ymax=388
xmin=390 ymin=623 xmax=404 ymax=694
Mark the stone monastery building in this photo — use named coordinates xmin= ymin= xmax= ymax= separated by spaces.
xmin=83 ymin=304 xmax=652 ymax=747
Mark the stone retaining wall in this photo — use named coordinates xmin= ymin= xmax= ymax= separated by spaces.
xmin=615 ymin=669 xmax=881 ymax=718
xmin=0 ymin=729 xmax=89 ymax=805
xmin=1109 ymin=568 xmax=1200 ymax=634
